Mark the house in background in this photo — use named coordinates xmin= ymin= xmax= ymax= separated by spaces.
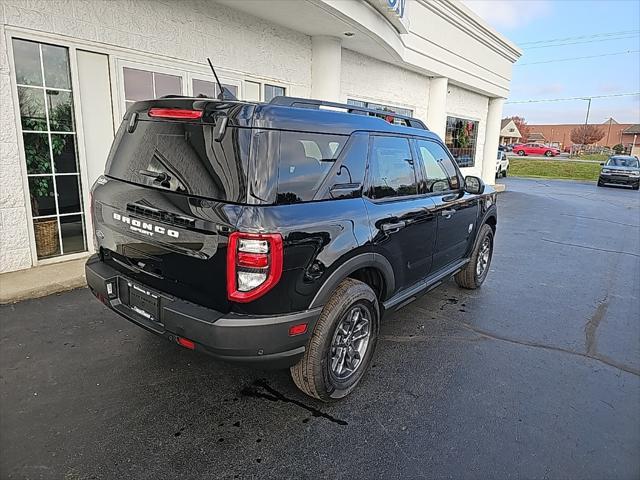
xmin=499 ymin=118 xmax=522 ymax=145
xmin=621 ymin=124 xmax=640 ymax=156
xmin=526 ymin=119 xmax=637 ymax=150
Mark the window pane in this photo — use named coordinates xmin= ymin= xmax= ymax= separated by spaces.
xmin=60 ymin=214 xmax=86 ymax=254
xmin=18 ymin=87 xmax=47 ymax=131
xmin=154 ymin=72 xmax=182 ymax=97
xmin=347 ymin=99 xmax=413 ymax=117
xmin=445 ymin=117 xmax=478 ymax=168
xmin=47 ymin=90 xmax=74 ymax=131
xmin=33 ymin=218 xmax=60 ymax=259
xmin=245 ymin=81 xmax=260 ymax=101
xmin=368 ymin=136 xmax=416 ymax=199
xmin=23 ymin=133 xmax=51 ymax=174
xmin=13 ymin=39 xmax=42 ymax=86
xmin=123 ymin=67 xmax=153 ymax=101
xmin=29 ymin=176 xmax=56 ymax=217
xmin=222 ymin=84 xmax=238 ymax=98
xmin=416 ymin=141 xmax=451 ymax=193
xmin=277 ymin=132 xmax=346 ymax=203
xmin=42 ymin=44 xmax=71 ymax=89
xmin=55 ymin=175 xmax=82 ymax=214
xmin=264 ymin=84 xmax=285 ymax=102
xmin=51 ymin=134 xmax=78 ymax=173
xmin=193 ymin=79 xmax=216 ymax=98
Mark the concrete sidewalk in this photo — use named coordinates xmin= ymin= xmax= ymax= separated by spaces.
xmin=0 ymin=257 xmax=88 ymax=304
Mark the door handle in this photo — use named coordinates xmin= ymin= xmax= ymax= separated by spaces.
xmin=381 ymin=220 xmax=406 ymax=233
xmin=441 ymin=209 xmax=456 ymax=218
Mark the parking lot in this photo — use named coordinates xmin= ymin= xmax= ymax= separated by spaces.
xmin=1 ymin=178 xmax=639 ymax=480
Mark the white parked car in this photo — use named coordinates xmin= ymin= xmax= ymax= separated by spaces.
xmin=496 ymin=150 xmax=509 ymax=178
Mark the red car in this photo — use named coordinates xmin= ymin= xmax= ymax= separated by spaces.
xmin=512 ymin=143 xmax=561 ymax=157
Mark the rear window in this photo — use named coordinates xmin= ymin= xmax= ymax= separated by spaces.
xmin=105 ymin=120 xmax=250 ymax=202
xmin=276 ymin=131 xmax=347 ymax=203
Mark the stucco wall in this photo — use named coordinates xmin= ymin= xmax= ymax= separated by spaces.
xmin=340 ymin=49 xmax=430 ymax=121
xmin=446 ymin=84 xmax=489 ymax=178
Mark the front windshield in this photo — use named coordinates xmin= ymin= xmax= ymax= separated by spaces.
xmin=606 ymin=157 xmax=639 ymax=168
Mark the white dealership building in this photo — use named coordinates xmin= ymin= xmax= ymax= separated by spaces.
xmin=0 ymin=0 xmax=521 ymax=273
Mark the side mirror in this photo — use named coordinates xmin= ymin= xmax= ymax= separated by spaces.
xmin=464 ymin=176 xmax=485 ymax=195
xmin=600 ymin=162 xmax=604 ymax=166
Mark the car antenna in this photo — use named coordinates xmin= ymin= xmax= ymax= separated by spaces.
xmin=207 ymin=57 xmax=236 ymax=101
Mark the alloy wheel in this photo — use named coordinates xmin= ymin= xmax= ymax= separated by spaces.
xmin=329 ymin=304 xmax=371 ymax=380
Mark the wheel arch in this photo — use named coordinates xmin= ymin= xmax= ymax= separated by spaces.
xmin=309 ymin=253 xmax=395 ymax=309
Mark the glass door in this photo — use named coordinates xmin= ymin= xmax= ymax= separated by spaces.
xmin=13 ymin=39 xmax=87 ymax=260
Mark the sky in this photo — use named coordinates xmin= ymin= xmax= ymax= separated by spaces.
xmin=462 ymin=0 xmax=640 ymax=125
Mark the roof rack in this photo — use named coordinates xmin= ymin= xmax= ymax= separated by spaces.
xmin=269 ymin=96 xmax=428 ymax=130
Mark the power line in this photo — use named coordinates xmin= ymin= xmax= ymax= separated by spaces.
xmin=525 ymin=34 xmax=639 ymax=49
xmin=516 ymin=50 xmax=640 ymax=66
xmin=505 ymin=92 xmax=640 ymax=104
xmin=518 ymin=29 xmax=640 ymax=46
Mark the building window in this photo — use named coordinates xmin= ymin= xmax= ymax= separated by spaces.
xmin=13 ymin=38 xmax=87 ymax=259
xmin=123 ymin=67 xmax=182 ymax=110
xmin=445 ymin=116 xmax=479 ymax=168
xmin=192 ymin=79 xmax=238 ymax=99
xmin=347 ymin=99 xmax=413 ymax=118
xmin=264 ymin=84 xmax=285 ymax=102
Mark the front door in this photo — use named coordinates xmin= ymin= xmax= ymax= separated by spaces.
xmin=364 ymin=135 xmax=437 ymax=290
xmin=414 ymin=139 xmax=479 ymax=271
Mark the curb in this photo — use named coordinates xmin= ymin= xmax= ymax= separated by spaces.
xmin=0 ymin=257 xmax=88 ymax=305
xmin=494 ymin=183 xmax=506 ymax=193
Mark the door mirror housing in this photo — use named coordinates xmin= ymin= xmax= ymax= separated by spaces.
xmin=464 ymin=176 xmax=485 ymax=194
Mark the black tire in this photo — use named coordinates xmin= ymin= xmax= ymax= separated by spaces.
xmin=290 ymin=278 xmax=379 ymax=401
xmin=455 ymin=224 xmax=494 ymax=290
xmin=544 ymin=150 xmax=553 ymax=157
xmin=633 ymin=183 xmax=639 ymax=190
xmin=517 ymin=150 xmax=525 ymax=156
xmin=502 ymin=167 xmax=508 ymax=178
xmin=597 ymin=179 xmax=604 ymax=187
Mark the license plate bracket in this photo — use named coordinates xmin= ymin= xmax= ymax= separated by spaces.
xmin=127 ymin=283 xmax=160 ymax=322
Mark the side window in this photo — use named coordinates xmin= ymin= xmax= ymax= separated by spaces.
xmin=367 ymin=136 xmax=417 ymax=199
xmin=276 ymin=132 xmax=347 ymax=203
xmin=415 ymin=140 xmax=460 ymax=191
xmin=317 ymin=133 xmax=368 ymax=200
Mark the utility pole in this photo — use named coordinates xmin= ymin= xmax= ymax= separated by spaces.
xmin=582 ymin=97 xmax=592 ymax=146
xmin=606 ymin=117 xmax=612 ymax=146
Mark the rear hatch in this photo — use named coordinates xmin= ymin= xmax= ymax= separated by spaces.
xmin=92 ymin=98 xmax=254 ymax=312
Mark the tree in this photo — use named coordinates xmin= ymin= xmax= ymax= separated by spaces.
xmin=505 ymin=116 xmax=531 ymax=142
xmin=570 ymin=125 xmax=606 ymax=145
xmin=612 ymin=143 xmax=625 ymax=154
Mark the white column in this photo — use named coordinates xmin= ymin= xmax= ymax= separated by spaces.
xmin=426 ymin=77 xmax=448 ymax=139
xmin=482 ymin=97 xmax=505 ymax=186
xmin=311 ymin=36 xmax=342 ymax=102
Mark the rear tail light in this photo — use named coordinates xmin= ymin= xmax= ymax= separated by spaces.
xmin=148 ymin=108 xmax=203 ymax=120
xmin=227 ymin=232 xmax=283 ymax=302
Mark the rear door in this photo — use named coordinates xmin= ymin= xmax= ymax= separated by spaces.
xmin=93 ymin=102 xmax=252 ymax=312
xmin=363 ymin=135 xmax=437 ymax=290
xmin=414 ymin=139 xmax=479 ymax=271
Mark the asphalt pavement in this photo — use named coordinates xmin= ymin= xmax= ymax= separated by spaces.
xmin=1 ymin=178 xmax=639 ymax=479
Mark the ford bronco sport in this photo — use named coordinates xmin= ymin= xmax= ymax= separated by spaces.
xmin=86 ymin=95 xmax=497 ymax=401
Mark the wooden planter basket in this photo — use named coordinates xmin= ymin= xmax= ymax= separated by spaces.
xmin=34 ymin=218 xmax=59 ymax=257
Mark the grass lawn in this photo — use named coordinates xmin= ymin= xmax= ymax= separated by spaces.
xmin=509 ymin=158 xmax=601 ymax=181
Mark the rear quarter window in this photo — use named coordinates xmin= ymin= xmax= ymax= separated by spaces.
xmin=276 ymin=132 xmax=347 ymax=203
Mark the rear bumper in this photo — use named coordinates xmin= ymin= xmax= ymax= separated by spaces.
xmin=85 ymin=255 xmax=320 ymax=368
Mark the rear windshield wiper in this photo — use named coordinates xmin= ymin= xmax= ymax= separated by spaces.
xmin=139 ymin=169 xmax=170 ymax=184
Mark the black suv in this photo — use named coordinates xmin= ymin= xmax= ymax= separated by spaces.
xmin=86 ymin=96 xmax=497 ymax=401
